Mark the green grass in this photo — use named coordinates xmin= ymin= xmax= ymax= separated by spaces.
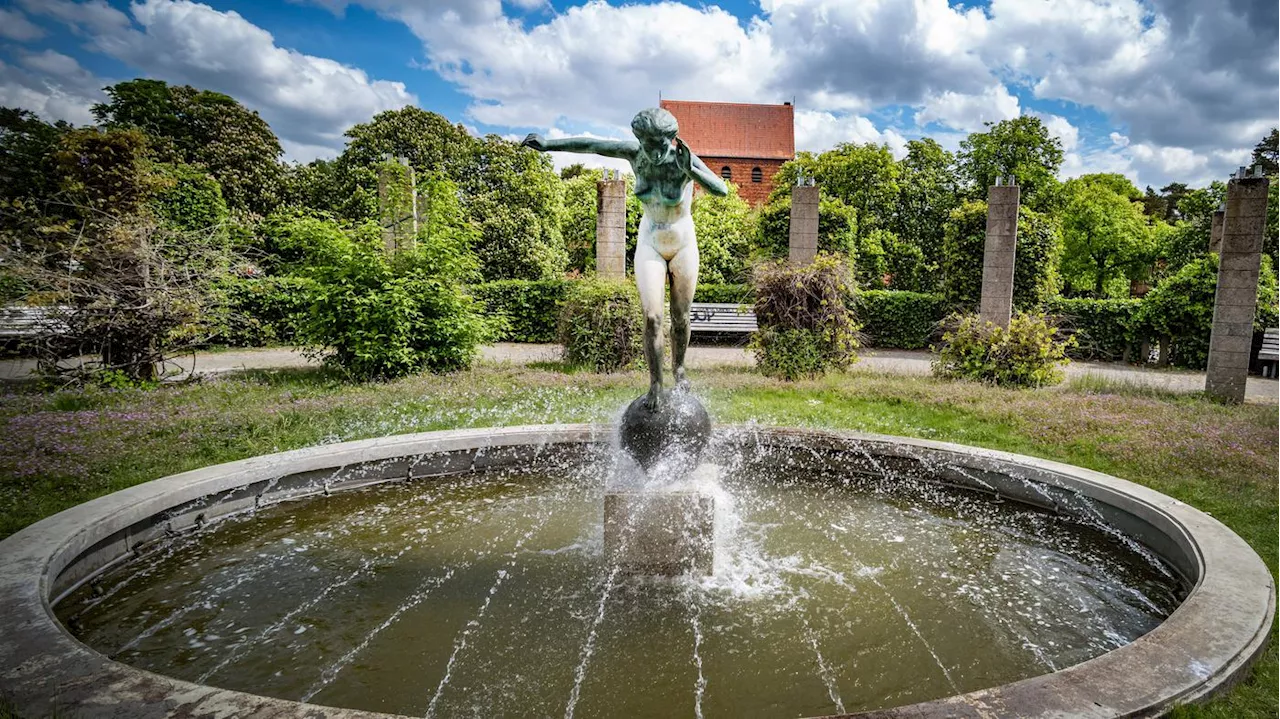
xmin=0 ymin=362 xmax=1275 ymax=717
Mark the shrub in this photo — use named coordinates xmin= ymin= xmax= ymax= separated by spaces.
xmin=1045 ymin=297 xmax=1142 ymax=361
xmin=557 ymin=279 xmax=643 ymax=371
xmin=932 ymin=313 xmax=1074 ymax=387
xmin=471 ymin=279 xmax=571 ymax=343
xmin=1014 ymin=207 xmax=1064 ymax=307
xmin=749 ymin=255 xmax=859 ymax=380
xmin=293 ymin=177 xmax=490 ymax=379
xmin=694 ymin=283 xmax=754 ymax=304
xmin=150 ymin=162 xmax=229 ymax=232
xmin=855 ymin=290 xmax=946 ymax=349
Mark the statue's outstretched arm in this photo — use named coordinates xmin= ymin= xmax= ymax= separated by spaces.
xmin=675 ymin=139 xmax=729 ymax=197
xmin=522 ymin=134 xmax=638 ymax=159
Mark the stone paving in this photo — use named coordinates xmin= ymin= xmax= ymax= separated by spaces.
xmin=2 ymin=343 xmax=1275 ymax=404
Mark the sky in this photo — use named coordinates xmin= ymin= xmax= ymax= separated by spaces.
xmin=0 ymin=0 xmax=1276 ymax=189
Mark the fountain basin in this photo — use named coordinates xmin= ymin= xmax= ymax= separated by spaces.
xmin=0 ymin=425 xmax=1272 ymax=718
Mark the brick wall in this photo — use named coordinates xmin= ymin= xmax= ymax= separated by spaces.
xmin=704 ymin=157 xmax=786 ymax=206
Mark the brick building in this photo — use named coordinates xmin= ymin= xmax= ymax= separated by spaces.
xmin=660 ymin=99 xmax=795 ymax=206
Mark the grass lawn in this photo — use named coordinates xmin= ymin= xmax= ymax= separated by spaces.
xmin=0 ymin=362 xmax=1275 ymax=717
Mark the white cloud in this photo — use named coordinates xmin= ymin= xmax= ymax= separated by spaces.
xmin=0 ymin=50 xmax=104 ymax=125
xmin=24 ymin=0 xmax=418 ymax=161
xmin=915 ymin=84 xmax=1020 ymax=133
xmin=794 ymin=110 xmax=907 ymax=157
xmin=1036 ymin=113 xmax=1079 ymax=152
xmin=0 ymin=8 xmax=46 ymax=41
xmin=19 ymin=0 xmax=131 ymax=37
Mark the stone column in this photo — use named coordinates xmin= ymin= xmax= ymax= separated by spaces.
xmin=1206 ymin=172 xmax=1270 ymax=403
xmin=788 ymin=184 xmax=819 ymax=265
xmin=596 ymin=172 xmax=627 ymax=279
xmin=1209 ymin=207 xmax=1225 ymax=253
xmin=980 ymin=180 xmax=1020 ymax=328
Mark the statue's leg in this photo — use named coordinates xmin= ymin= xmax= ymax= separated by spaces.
xmin=668 ymin=239 xmax=698 ymax=390
xmin=634 ymin=239 xmax=667 ymax=409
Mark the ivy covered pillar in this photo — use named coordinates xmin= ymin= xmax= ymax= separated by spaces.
xmin=377 ymin=156 xmax=418 ymax=253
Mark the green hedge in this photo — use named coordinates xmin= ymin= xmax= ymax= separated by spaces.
xmin=855 ymin=291 xmax=945 ymax=349
xmin=1045 ymin=297 xmax=1143 ymax=362
xmin=694 ymin=283 xmax=754 ymax=304
xmin=218 ymin=275 xmax=316 ymax=347
xmin=471 ymin=279 xmax=571 ymax=342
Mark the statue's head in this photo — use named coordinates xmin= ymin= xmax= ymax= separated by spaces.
xmin=631 ymin=108 xmax=679 ymax=164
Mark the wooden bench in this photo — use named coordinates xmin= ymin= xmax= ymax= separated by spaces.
xmin=689 ymin=302 xmax=757 ymax=333
xmin=1258 ymin=327 xmax=1279 ymax=378
xmin=0 ymin=306 xmax=65 ymax=339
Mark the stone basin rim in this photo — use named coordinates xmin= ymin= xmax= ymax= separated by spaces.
xmin=0 ymin=424 xmax=1270 ymax=719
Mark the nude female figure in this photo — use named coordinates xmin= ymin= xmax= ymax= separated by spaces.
xmin=523 ymin=108 xmax=728 ymax=409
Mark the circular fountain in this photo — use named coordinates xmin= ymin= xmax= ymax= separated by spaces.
xmin=0 ymin=424 xmax=1272 ymax=718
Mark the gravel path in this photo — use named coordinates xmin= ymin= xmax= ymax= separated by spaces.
xmin=3 ymin=343 xmax=1275 ymax=404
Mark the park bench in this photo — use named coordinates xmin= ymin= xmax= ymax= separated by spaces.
xmin=689 ymin=302 xmax=757 ymax=333
xmin=0 ymin=306 xmax=65 ymax=340
xmin=1258 ymin=327 xmax=1279 ymax=378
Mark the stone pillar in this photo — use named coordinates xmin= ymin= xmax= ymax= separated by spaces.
xmin=788 ymin=183 xmax=819 ymax=265
xmin=1206 ymin=173 xmax=1270 ymax=403
xmin=1209 ymin=207 xmax=1225 ymax=253
xmin=377 ymin=157 xmax=417 ymax=253
xmin=980 ymin=181 xmax=1020 ymax=328
xmin=596 ymin=173 xmax=627 ymax=279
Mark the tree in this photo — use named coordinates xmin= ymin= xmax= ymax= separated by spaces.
xmin=0 ymin=108 xmax=69 ymax=210
xmin=691 ymin=181 xmax=754 ymax=284
xmin=958 ymin=116 xmax=1064 ymax=213
xmin=338 ymin=106 xmax=474 ymax=187
xmin=560 ymin=167 xmax=603 ymax=273
xmin=1251 ymin=128 xmax=1278 ymax=176
xmin=893 ymin=138 xmax=959 ymax=288
xmin=1060 ymin=177 xmax=1153 ymax=296
xmin=93 ymin=80 xmax=285 ymax=215
xmin=813 ymin=142 xmax=900 ymax=237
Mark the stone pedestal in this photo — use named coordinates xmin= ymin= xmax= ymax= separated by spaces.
xmin=603 ymin=492 xmax=713 ymax=576
xmin=1206 ymin=176 xmax=1269 ymax=403
xmin=980 ymin=184 xmax=1020 ymax=328
xmin=596 ymin=178 xmax=627 ymax=279
xmin=788 ymin=184 xmax=819 ymax=265
xmin=1209 ymin=208 xmax=1225 ymax=254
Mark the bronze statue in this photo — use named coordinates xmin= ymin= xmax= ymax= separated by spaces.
xmin=523 ymin=108 xmax=728 ymax=410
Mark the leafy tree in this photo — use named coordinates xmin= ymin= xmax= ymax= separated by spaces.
xmin=339 ymin=106 xmax=474 ymax=181
xmin=880 ymin=230 xmax=929 ymax=292
xmin=461 ymin=135 xmax=566 ymax=280
xmin=54 ymin=127 xmax=155 ymax=217
xmin=941 ymin=200 xmax=1062 ymax=309
xmin=280 ymin=159 xmax=349 ymax=215
xmin=560 ymin=167 xmax=602 ymax=272
xmin=1061 ymin=176 xmax=1153 ymax=296
xmin=1159 ymin=182 xmax=1191 ymax=221
xmin=893 ymin=138 xmax=958 ymax=285
xmin=756 ymin=192 xmax=857 ymax=263
xmin=150 ymin=162 xmax=229 ymax=232
xmin=93 ymin=79 xmax=285 ymax=215
xmin=691 ymin=181 xmax=755 ymax=284
xmin=1252 ymin=128 xmax=1278 ymax=176
xmin=0 ymin=108 xmax=69 ymax=210
xmin=958 ymin=116 xmax=1064 ymax=213
xmin=813 ymin=143 xmax=900 ymax=237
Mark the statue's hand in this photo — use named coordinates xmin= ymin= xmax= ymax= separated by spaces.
xmin=521 ymin=133 xmax=547 ymax=152
xmin=674 ymin=137 xmax=693 ymax=175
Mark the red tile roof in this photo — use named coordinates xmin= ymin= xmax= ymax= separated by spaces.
xmin=660 ymin=100 xmax=795 ymax=161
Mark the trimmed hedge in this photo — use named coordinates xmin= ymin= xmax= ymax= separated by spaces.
xmin=855 ymin=290 xmax=945 ymax=349
xmin=218 ymin=275 xmax=316 ymax=347
xmin=558 ymin=279 xmax=643 ymax=371
xmin=694 ymin=283 xmax=754 ymax=304
xmin=471 ymin=279 xmax=571 ymax=343
xmin=1045 ymin=297 xmax=1143 ymax=362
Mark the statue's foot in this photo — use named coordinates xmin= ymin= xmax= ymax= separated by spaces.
xmin=645 ymin=384 xmax=663 ymax=411
xmin=673 ymin=368 xmax=690 ymax=392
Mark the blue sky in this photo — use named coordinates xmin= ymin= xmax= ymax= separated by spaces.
xmin=1 ymin=0 xmax=1275 ymax=188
